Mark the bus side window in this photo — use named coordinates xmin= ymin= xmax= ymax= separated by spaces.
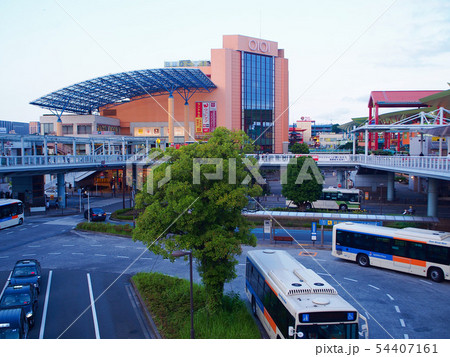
xmin=324 ymin=192 xmax=331 ymax=200
xmin=375 ymin=237 xmax=391 ymax=255
xmin=427 ymin=245 xmax=450 ymax=265
xmin=408 ymin=242 xmax=426 ymax=261
xmin=392 ymin=239 xmax=407 ymax=257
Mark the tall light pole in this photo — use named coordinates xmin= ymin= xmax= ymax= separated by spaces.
xmin=171 ymin=250 xmax=194 ymax=339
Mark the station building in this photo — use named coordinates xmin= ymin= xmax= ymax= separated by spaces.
xmin=32 ymin=35 xmax=289 ymax=153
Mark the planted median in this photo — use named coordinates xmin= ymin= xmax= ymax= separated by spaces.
xmin=132 ymin=272 xmax=261 ymax=339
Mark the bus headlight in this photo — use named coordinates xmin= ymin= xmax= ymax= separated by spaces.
xmin=26 ymin=312 xmax=33 ymax=318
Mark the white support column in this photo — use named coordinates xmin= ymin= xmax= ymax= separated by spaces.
xmin=44 ymin=136 xmax=48 ymax=164
xmin=21 ymin=137 xmax=25 ymax=162
xmin=352 ymin=126 xmax=356 ymax=155
xmin=364 ymin=129 xmax=369 ymax=156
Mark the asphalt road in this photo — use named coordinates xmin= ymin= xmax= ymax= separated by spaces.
xmin=2 ymin=197 xmax=450 ymax=339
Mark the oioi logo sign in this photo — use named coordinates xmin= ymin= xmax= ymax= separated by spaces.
xmin=248 ymin=39 xmax=270 ymax=53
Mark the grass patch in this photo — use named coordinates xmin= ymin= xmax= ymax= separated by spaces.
xmin=132 ymin=272 xmax=261 ymax=339
xmin=76 ymin=222 xmax=133 ymax=237
xmin=110 ymin=208 xmax=143 ymax=221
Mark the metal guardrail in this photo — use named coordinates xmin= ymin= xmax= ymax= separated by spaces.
xmin=0 ymin=154 xmax=145 ymax=167
xmin=2 ymin=153 xmax=450 ymax=179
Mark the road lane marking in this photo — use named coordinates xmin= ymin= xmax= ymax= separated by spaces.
xmin=386 ymin=294 xmax=395 ymax=301
xmin=6 ymin=231 xmax=13 ymax=235
xmin=117 ymin=256 xmax=129 ymax=259
xmin=404 ymin=334 xmax=409 ymax=339
xmin=317 ymin=272 xmax=330 ymax=276
xmin=22 ymin=254 xmax=36 ymax=256
xmin=63 ymin=244 xmax=75 ymax=247
xmin=91 ymin=245 xmax=103 ymax=247
xmin=395 ymin=306 xmax=401 ymax=313
xmin=28 ymin=245 xmax=41 ymax=248
xmin=344 ymin=277 xmax=358 ymax=282
xmin=400 ymin=319 xmax=406 ymax=327
xmin=72 ymin=253 xmax=84 ymax=255
xmin=48 ymin=252 xmax=61 ymax=255
xmin=39 ymin=270 xmax=53 ymax=339
xmin=94 ymin=254 xmax=107 ymax=257
xmin=0 ymin=256 xmax=9 ymax=259
xmin=19 ymin=228 xmax=27 ymax=231
xmin=419 ymin=279 xmax=432 ymax=285
xmin=115 ymin=246 xmax=127 ymax=248
xmin=140 ymin=257 xmax=152 ymax=260
xmin=87 ymin=273 xmax=101 ymax=339
xmin=32 ymin=225 xmax=40 ymax=228
xmin=368 ymin=284 xmax=380 ymax=290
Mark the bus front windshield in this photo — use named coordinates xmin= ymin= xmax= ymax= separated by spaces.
xmin=296 ymin=323 xmax=358 ymax=339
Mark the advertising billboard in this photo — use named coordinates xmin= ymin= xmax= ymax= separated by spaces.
xmin=195 ymin=101 xmax=217 ymax=138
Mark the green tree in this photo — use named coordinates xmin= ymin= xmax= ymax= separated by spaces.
xmin=133 ymin=128 xmax=262 ymax=312
xmin=281 ymin=156 xmax=323 ymax=210
xmin=289 ymin=142 xmax=310 ymax=154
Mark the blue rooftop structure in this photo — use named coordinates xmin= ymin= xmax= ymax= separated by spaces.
xmin=30 ymin=68 xmax=216 ymax=115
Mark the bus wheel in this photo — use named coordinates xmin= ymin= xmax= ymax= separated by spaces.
xmin=357 ymin=254 xmax=370 ymax=267
xmin=428 ymin=267 xmax=444 ymax=282
xmin=18 ymin=218 xmax=23 ymax=225
xmin=251 ymin=296 xmax=257 ymax=316
xmin=305 ymin=203 xmax=312 ymax=210
xmin=339 ymin=204 xmax=348 ymax=211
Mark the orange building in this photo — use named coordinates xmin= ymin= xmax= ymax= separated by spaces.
xmin=94 ymin=35 xmax=289 ymax=153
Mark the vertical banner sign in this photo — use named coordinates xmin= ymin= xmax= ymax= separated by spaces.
xmin=202 ymin=102 xmax=210 ymax=133
xmin=195 ymin=102 xmax=203 ymax=134
xmin=264 ymin=219 xmax=272 ymax=234
xmin=209 ymin=102 xmax=217 ymax=131
xmin=311 ymin=222 xmax=317 ymax=241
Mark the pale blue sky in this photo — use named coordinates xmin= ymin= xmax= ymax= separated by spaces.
xmin=0 ymin=0 xmax=449 ymax=125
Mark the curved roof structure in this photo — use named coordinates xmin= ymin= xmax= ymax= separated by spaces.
xmin=30 ymin=68 xmax=216 ymax=115
xmin=368 ymin=90 xmax=441 ymax=108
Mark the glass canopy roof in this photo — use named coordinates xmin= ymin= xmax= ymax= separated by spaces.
xmin=30 ymin=68 xmax=216 ymax=115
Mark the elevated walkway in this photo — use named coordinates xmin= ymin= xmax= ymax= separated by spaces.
xmin=243 ymin=210 xmax=439 ymax=224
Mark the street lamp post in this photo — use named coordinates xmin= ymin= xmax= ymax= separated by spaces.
xmin=171 ymin=250 xmax=194 ymax=339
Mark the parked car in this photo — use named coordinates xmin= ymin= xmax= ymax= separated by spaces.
xmin=0 ymin=285 xmax=38 ymax=328
xmin=84 ymin=208 xmax=107 ymax=221
xmin=0 ymin=308 xmax=29 ymax=339
xmin=9 ymin=259 xmax=42 ymax=294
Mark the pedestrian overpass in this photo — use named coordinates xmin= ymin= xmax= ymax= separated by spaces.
xmin=1 ymin=135 xmax=449 ymax=217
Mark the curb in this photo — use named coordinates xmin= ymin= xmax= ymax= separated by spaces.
xmin=130 ymin=278 xmax=162 ymax=339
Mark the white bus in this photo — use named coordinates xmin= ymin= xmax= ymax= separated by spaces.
xmin=332 ymin=222 xmax=450 ymax=282
xmin=0 ymin=199 xmax=24 ymax=229
xmin=246 ymin=249 xmax=368 ymax=339
xmin=287 ymin=187 xmax=362 ymax=211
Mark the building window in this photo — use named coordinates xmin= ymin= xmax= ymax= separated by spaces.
xmin=42 ymin=123 xmax=54 ymax=135
xmin=62 ymin=125 xmax=73 ymax=135
xmin=77 ymin=124 xmax=92 ymax=134
xmin=241 ymin=52 xmax=274 ymax=153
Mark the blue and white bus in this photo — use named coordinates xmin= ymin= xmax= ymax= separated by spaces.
xmin=246 ymin=250 xmax=368 ymax=339
xmin=0 ymin=199 xmax=24 ymax=229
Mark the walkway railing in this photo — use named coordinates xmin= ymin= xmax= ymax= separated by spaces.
xmin=2 ymin=153 xmax=450 ymax=178
xmin=0 ymin=154 xmax=145 ymax=167
xmin=354 ymin=155 xmax=450 ymax=172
